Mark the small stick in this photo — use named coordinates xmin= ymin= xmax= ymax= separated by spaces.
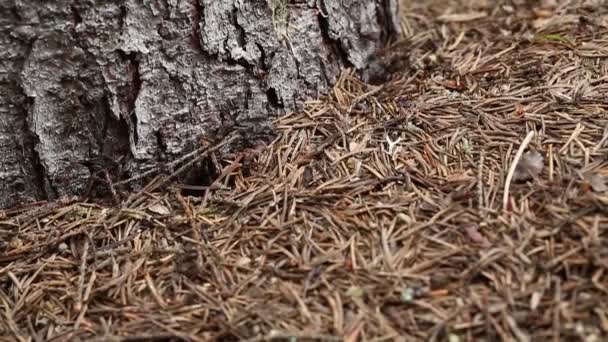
xmin=558 ymin=123 xmax=583 ymax=154
xmin=548 ymin=144 xmax=554 ymax=181
xmin=347 ymin=84 xmax=385 ymax=113
xmin=76 ymin=238 xmax=89 ymax=313
xmin=503 ymin=130 xmax=535 ymax=211
xmin=104 ymin=170 xmax=120 ymax=205
xmin=553 ymin=277 xmax=561 ymax=342
xmin=74 ymin=271 xmax=96 ymax=329
xmin=478 ymin=149 xmax=485 ymax=210
xmin=209 ymin=154 xmax=244 ymax=189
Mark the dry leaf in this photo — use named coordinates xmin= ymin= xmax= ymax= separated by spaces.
xmin=446 ymin=170 xmax=475 ymax=183
xmin=533 ymin=14 xmax=580 ymax=30
xmin=533 ymin=8 xmax=553 ymax=18
xmin=530 ymin=291 xmax=542 ymax=311
xmin=346 ymin=286 xmax=364 ymax=298
xmin=148 ymin=203 xmax=170 ymax=215
xmin=587 ymin=173 xmax=608 ymax=192
xmin=514 ymin=103 xmax=525 ymax=117
xmin=464 ymin=225 xmax=491 ymax=248
xmin=441 ymin=79 xmax=466 ymax=91
xmin=9 ymin=237 xmax=23 ymax=249
xmin=513 ymin=150 xmax=544 ymax=181
xmin=235 ymin=256 xmax=251 ymax=267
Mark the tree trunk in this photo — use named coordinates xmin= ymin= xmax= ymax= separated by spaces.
xmin=0 ymin=0 xmax=401 ymax=209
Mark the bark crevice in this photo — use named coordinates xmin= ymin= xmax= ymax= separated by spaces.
xmin=20 ymin=87 xmax=50 ymax=201
xmin=70 ymin=0 xmax=82 ymax=26
xmin=22 ymin=92 xmax=54 ymax=200
xmin=316 ymin=0 xmax=351 ymax=69
xmin=126 ymin=52 xmax=142 ymax=146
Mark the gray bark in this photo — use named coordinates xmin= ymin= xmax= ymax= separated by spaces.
xmin=0 ymin=0 xmax=400 ymax=209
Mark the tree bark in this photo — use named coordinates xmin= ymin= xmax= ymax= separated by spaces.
xmin=0 ymin=0 xmax=401 ymax=209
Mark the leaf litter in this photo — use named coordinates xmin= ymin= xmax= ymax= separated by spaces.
xmin=2 ymin=0 xmax=608 ymax=341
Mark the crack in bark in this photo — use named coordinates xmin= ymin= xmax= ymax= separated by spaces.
xmin=21 ymin=93 xmax=53 ymax=200
xmin=30 ymin=141 xmax=53 ymax=200
xmin=266 ymin=86 xmax=282 ymax=108
xmin=14 ymin=86 xmax=48 ymax=201
xmin=100 ymin=96 xmax=111 ymax=159
xmin=70 ymin=0 xmax=82 ymax=27
xmin=255 ymin=41 xmax=268 ymax=74
xmin=222 ymin=6 xmax=257 ymax=71
xmin=243 ymin=86 xmax=252 ymax=110
xmin=117 ymin=50 xmax=142 ymax=146
xmin=315 ymin=0 xmax=351 ymax=69
xmin=9 ymin=4 xmax=22 ymax=22
xmin=13 ymin=37 xmax=51 ymax=202
xmin=194 ymin=2 xmax=290 ymax=120
xmin=191 ymin=0 xmax=204 ymax=54
xmin=198 ymin=1 xmax=283 ymax=113
xmin=232 ymin=7 xmax=246 ymax=50
xmin=102 ymin=99 xmax=131 ymax=177
xmin=118 ymin=3 xmax=127 ymax=32
xmin=154 ymin=130 xmax=167 ymax=162
xmin=98 ymin=95 xmax=127 ymax=177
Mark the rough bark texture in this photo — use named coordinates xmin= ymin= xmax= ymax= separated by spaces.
xmin=0 ymin=0 xmax=400 ymax=209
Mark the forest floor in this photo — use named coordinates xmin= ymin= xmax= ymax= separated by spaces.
xmin=2 ymin=1 xmax=608 ymax=341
